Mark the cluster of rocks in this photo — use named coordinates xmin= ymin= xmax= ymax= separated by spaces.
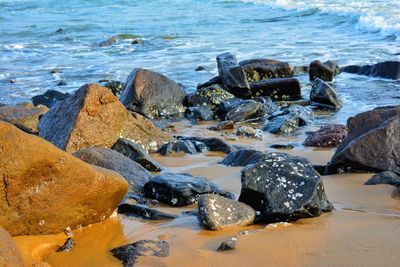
xmin=1 ymin=52 xmax=399 ymax=264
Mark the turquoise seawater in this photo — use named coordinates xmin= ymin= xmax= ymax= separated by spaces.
xmin=0 ymin=0 xmax=399 ymax=122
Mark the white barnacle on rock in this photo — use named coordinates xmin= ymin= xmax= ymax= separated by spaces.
xmin=284 ymin=201 xmax=290 ymax=208
xmin=39 ymin=220 xmax=45 ymax=226
xmin=171 ymin=198 xmax=178 ymax=205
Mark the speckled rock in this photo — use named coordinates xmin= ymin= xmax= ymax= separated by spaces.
xmin=38 ymin=83 xmax=172 ymax=153
xmin=304 ymin=124 xmax=348 ymax=147
xmin=236 ymin=126 xmax=263 ymax=139
xmin=239 ymin=58 xmax=293 ymax=81
xmin=187 ymin=84 xmax=235 ymax=108
xmin=144 ymin=173 xmax=234 ymax=206
xmin=249 ymin=78 xmax=301 ymax=101
xmin=239 ymin=152 xmax=333 ymax=223
xmin=119 ymin=68 xmax=186 ymax=118
xmin=221 ymin=149 xmax=265 ymax=167
xmin=0 ymin=102 xmax=48 ymax=134
xmin=198 ymin=194 xmax=256 ymax=230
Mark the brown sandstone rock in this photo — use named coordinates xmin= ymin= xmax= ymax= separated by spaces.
xmin=0 ymin=121 xmax=128 ymax=236
xmin=0 ymin=227 xmax=24 ymax=267
xmin=0 ymin=102 xmax=48 ymax=133
xmin=38 ymin=83 xmax=172 ymax=153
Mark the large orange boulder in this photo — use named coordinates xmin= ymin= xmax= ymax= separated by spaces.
xmin=0 ymin=121 xmax=128 ymax=236
xmin=0 ymin=227 xmax=24 ymax=267
xmin=38 ymin=83 xmax=172 ymax=153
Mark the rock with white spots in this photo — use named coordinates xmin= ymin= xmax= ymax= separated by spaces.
xmin=198 ymin=194 xmax=256 ymax=230
xmin=239 ymin=152 xmax=333 ymax=223
xmin=144 ymin=173 xmax=234 ymax=207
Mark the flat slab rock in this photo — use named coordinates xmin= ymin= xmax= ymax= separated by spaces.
xmin=117 ymin=203 xmax=178 ymax=220
xmin=198 ymin=194 xmax=256 ymax=230
xmin=111 ymin=240 xmax=169 ymax=267
xmin=365 ymin=171 xmax=400 ymax=187
xmin=144 ymin=173 xmax=234 ymax=207
xmin=239 ymin=152 xmax=333 ymax=223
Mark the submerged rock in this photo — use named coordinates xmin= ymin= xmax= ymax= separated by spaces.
xmin=217 ymin=52 xmax=251 ymax=98
xmin=310 ymin=79 xmax=342 ymax=109
xmin=270 ymin=144 xmax=295 ymax=150
xmin=221 ymin=149 xmax=265 ymax=167
xmin=73 ymin=147 xmax=152 ymax=196
xmin=304 ymin=124 xmax=348 ymax=148
xmin=0 ymin=227 xmax=24 ymax=266
xmin=112 ymin=138 xmax=163 ymax=172
xmin=111 ymin=240 xmax=169 ymax=267
xmin=239 ymin=58 xmax=293 ymax=81
xmin=144 ymin=173 xmax=234 ymax=207
xmin=208 ymin=120 xmax=235 ymax=131
xmin=0 ymin=122 xmax=128 ymax=236
xmin=365 ymin=171 xmax=400 ymax=187
xmin=309 ymin=60 xmax=340 ymax=82
xmin=38 ymin=83 xmax=171 ymax=153
xmin=32 ymin=89 xmax=70 ymax=108
xmin=117 ymin=203 xmax=178 ymax=220
xmin=120 ymin=68 xmax=186 ymax=118
xmin=99 ymin=34 xmax=141 ymax=47
xmin=217 ymin=238 xmax=237 ymax=252
xmin=239 ymin=152 xmax=333 ymax=223
xmin=198 ymin=194 xmax=256 ymax=230
xmin=56 ymin=238 xmax=75 ymax=253
xmin=249 ymin=78 xmax=301 ymax=101
xmin=327 ymin=106 xmax=400 ymax=174
xmin=0 ymin=102 xmax=48 ymax=134
xmin=342 ymin=61 xmax=400 ymax=80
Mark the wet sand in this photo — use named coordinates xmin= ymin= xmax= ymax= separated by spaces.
xmin=13 ymin=120 xmax=400 ymax=267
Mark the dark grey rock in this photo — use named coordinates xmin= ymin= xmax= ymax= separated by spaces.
xmin=73 ymin=147 xmax=152 ymax=196
xmin=178 ymin=136 xmax=236 ymax=154
xmin=309 ymin=60 xmax=340 ymax=82
xmin=342 ymin=61 xmax=400 ymax=80
xmin=310 ymin=79 xmax=342 ymax=109
xmin=111 ymin=240 xmax=169 ymax=267
xmin=221 ymin=149 xmax=265 ymax=167
xmin=144 ymin=173 xmax=234 ymax=207
xmin=159 ymin=140 xmax=198 ymax=155
xmin=239 ymin=152 xmax=333 ymax=223
xmin=249 ymin=78 xmax=301 ymax=101
xmin=197 ymin=76 xmax=222 ymax=90
xmin=56 ymin=238 xmax=75 ymax=252
xmin=195 ymin=66 xmax=207 ymax=71
xmin=239 ymin=58 xmax=293 ymax=81
xmin=117 ymin=203 xmax=178 ymax=220
xmin=327 ymin=106 xmax=400 ymax=174
xmin=215 ymin=98 xmax=244 ymax=119
xmin=185 ymin=106 xmax=215 ymax=121
xmin=365 ymin=171 xmax=400 ymax=187
xmin=270 ymin=144 xmax=294 ymax=150
xmin=217 ymin=53 xmax=251 ymax=99
xmin=263 ymin=105 xmax=312 ymax=134
xmin=119 ymin=68 xmax=186 ymax=118
xmin=57 ymin=80 xmax=67 ymax=86
xmin=32 ymin=90 xmax=71 ymax=108
xmin=99 ymin=80 xmax=125 ymax=97
xmin=112 ymin=138 xmax=163 ymax=172
xmin=198 ymin=194 xmax=256 ymax=230
xmin=217 ymin=239 xmax=237 ymax=252
xmin=226 ymin=100 xmax=265 ymax=123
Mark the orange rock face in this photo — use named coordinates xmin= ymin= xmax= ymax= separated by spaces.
xmin=38 ymin=83 xmax=172 ymax=153
xmin=0 ymin=121 xmax=128 ymax=236
xmin=0 ymin=227 xmax=24 ymax=267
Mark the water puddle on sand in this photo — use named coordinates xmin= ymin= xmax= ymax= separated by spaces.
xmin=13 ymin=120 xmax=400 ymax=267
